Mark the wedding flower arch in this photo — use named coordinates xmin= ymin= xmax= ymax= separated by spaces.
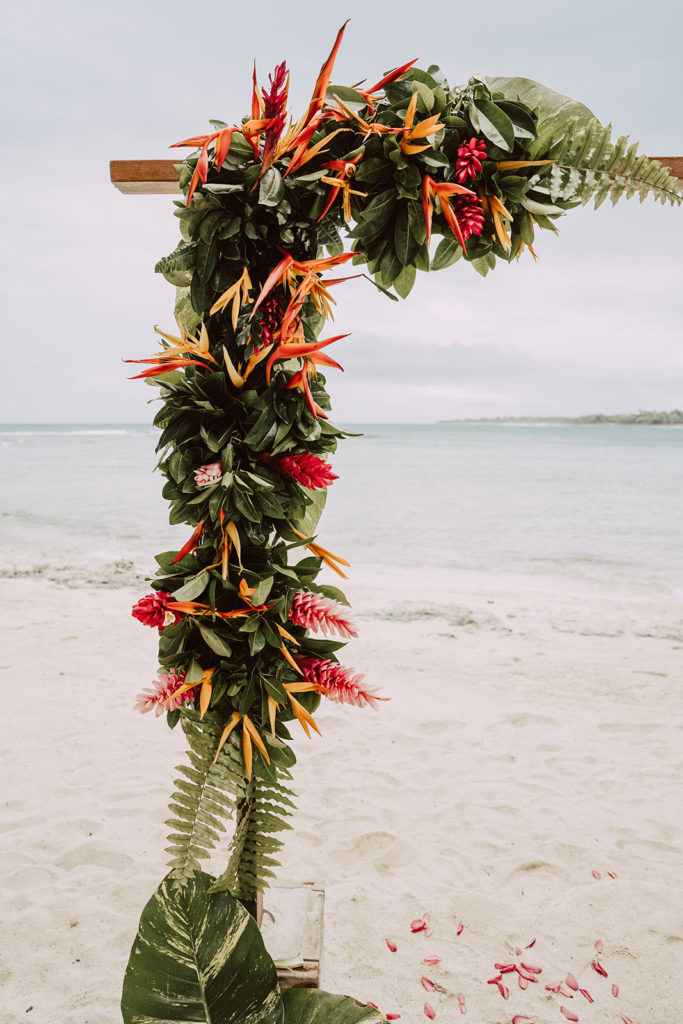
xmin=119 ymin=23 xmax=681 ymax=1023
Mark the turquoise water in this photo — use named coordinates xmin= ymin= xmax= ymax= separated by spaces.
xmin=1 ymin=422 xmax=681 ymax=592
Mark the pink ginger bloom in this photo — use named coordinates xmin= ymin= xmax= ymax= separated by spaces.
xmin=290 ymin=590 xmax=357 ymax=638
xmin=194 ymin=461 xmax=223 ymax=487
xmin=276 ymin=452 xmax=338 ymax=489
xmin=131 ymin=590 xmax=182 ymax=630
xmin=134 ymin=668 xmax=194 ymax=717
xmin=298 ymin=656 xmax=386 ymax=709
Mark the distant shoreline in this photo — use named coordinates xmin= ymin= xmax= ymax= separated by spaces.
xmin=440 ymin=411 xmax=683 ymax=426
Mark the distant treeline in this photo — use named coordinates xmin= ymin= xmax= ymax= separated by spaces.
xmin=441 ymin=410 xmax=683 ymax=425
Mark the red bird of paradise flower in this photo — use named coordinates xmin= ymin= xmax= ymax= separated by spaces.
xmin=358 ymin=58 xmax=419 ymax=111
xmin=422 ymin=175 xmax=478 ymax=251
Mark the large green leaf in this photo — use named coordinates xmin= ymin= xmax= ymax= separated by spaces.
xmin=291 ymin=488 xmax=327 ymax=538
xmin=484 ymin=76 xmax=597 ymax=153
xmin=283 ymin=990 xmax=385 ymax=1024
xmin=121 ymin=872 xmax=283 ymax=1024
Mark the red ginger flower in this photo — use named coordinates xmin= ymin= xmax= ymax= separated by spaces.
xmin=298 ymin=656 xmax=386 ymax=709
xmin=134 ymin=668 xmax=194 ymax=716
xmin=455 ymin=138 xmax=487 ymax=182
xmin=290 ymin=591 xmax=358 ymax=638
xmin=452 ymin=195 xmax=485 ymax=240
xmin=256 ymin=291 xmax=282 ymax=352
xmin=276 ymin=452 xmax=338 ymax=489
xmin=132 ymin=591 xmax=183 ymax=630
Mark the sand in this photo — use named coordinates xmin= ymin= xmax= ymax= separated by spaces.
xmin=1 ymin=570 xmax=682 ymax=1023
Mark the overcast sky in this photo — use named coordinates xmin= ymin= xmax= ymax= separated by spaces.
xmin=1 ymin=0 xmax=681 ymax=423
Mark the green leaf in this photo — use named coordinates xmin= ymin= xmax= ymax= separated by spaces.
xmin=259 ymin=167 xmax=285 ymax=207
xmin=484 ymin=76 xmax=597 ymax=155
xmin=431 ymin=236 xmax=462 ymax=271
xmin=172 ymin=573 xmax=208 ymax=602
xmin=393 ymin=206 xmax=419 ymax=266
xmin=326 ymin=85 xmax=367 ymax=111
xmin=282 ymin=989 xmax=384 ymax=1024
xmin=291 ymin=488 xmax=327 ymax=538
xmin=197 ymin=623 xmax=232 ymax=658
xmin=393 ymin=264 xmax=416 ymax=299
xmin=473 ymin=99 xmax=515 ymax=152
xmin=121 ymin=872 xmax=283 ymax=1024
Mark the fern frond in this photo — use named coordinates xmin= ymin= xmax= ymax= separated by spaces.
xmin=165 ymin=709 xmax=247 ymax=885
xmin=545 ymin=120 xmax=682 ymax=208
xmin=154 ymin=242 xmax=196 ymax=286
xmin=209 ymin=772 xmax=297 ymax=900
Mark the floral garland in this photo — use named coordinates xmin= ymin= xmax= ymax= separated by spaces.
xmin=120 ymin=22 xmax=681 ymax=1024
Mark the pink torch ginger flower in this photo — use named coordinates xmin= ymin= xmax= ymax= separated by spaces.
xmin=131 ymin=591 xmax=183 ymax=630
xmin=134 ymin=669 xmax=195 ymax=716
xmin=276 ymin=452 xmax=338 ymax=489
xmin=298 ymin=656 xmax=386 ymax=709
xmin=194 ymin=461 xmax=222 ymax=487
xmin=290 ymin=591 xmax=357 ymax=638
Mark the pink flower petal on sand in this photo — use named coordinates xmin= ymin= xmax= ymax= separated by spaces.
xmin=487 ymin=975 xmax=503 ymax=985
xmin=591 ymin=961 xmax=608 ymax=977
xmin=515 ymin=946 xmax=523 ymax=956
xmin=424 ymin=1003 xmax=436 ymax=1019
xmin=545 ymin=982 xmax=562 ymax=993
xmin=559 ymin=985 xmax=575 ymax=999
xmin=592 ymin=870 xmax=601 ymax=879
xmin=612 ymin=984 xmax=619 ymax=997
xmin=424 ymin=927 xmax=434 ymax=937
xmin=457 ymin=993 xmax=467 ymax=1014
xmin=621 ymin=1017 xmax=634 ymax=1024
xmin=525 ymin=938 xmax=536 ymax=949
xmin=423 ymin=913 xmax=431 ymax=925
xmin=497 ymin=982 xmax=510 ymax=1000
xmin=566 ymin=973 xmax=579 ymax=991
xmin=517 ymin=965 xmax=540 ymax=982
xmin=456 ymin=923 xmax=464 ymax=936
xmin=495 ymin=963 xmax=516 ymax=973
xmin=385 ymin=938 xmax=398 ymax=952
xmin=560 ymin=1009 xmax=579 ymax=1022
xmin=386 ymin=1015 xmax=401 ymax=1020
xmin=411 ymin=919 xmax=427 ymax=932
xmin=424 ymin=957 xmax=441 ymax=966
xmin=518 ymin=975 xmax=528 ymax=990
xmin=421 ymin=977 xmax=435 ymax=993
xmin=594 ymin=940 xmax=603 ymax=954
xmin=521 ymin=963 xmax=542 ymax=974
xmin=366 ymin=1002 xmax=379 ymax=1009
xmin=608 ymin=871 xmax=618 ymax=879
xmin=579 ymin=989 xmax=593 ymax=1003
xmin=513 ymin=1017 xmax=536 ymax=1024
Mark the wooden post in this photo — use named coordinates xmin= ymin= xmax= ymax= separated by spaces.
xmin=109 ymin=156 xmax=683 ymax=195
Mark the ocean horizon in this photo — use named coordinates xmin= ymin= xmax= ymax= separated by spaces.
xmin=2 ymin=421 xmax=682 ymax=596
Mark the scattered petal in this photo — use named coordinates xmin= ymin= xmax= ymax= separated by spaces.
xmin=424 ymin=957 xmax=441 ymax=966
xmin=385 ymin=938 xmax=397 ymax=952
xmin=457 ymin=993 xmax=467 ymax=1014
xmin=620 ymin=1017 xmax=634 ymax=1024
xmin=497 ymin=982 xmax=510 ymax=1000
xmin=520 ymin=963 xmax=542 ymax=975
xmin=591 ymin=961 xmax=608 ymax=978
xmin=515 ymin=946 xmax=523 ymax=956
xmin=513 ymin=1018 xmax=536 ymax=1024
xmin=559 ymin=986 xmax=575 ymax=999
xmin=424 ymin=927 xmax=434 ymax=938
xmin=560 ymin=1009 xmax=579 ymax=1022
xmin=456 ymin=923 xmax=464 ymax=936
xmin=566 ymin=973 xmax=579 ymax=991
xmin=612 ymin=985 xmax=619 ymax=997
xmin=594 ymin=940 xmax=603 ymax=954
xmin=387 ymin=1016 xmax=401 ymax=1021
xmin=495 ymin=963 xmax=516 ymax=973
xmin=366 ymin=1003 xmax=378 ymax=1010
xmin=579 ymin=990 xmax=593 ymax=1003
xmin=411 ymin=919 xmax=427 ymax=933
xmin=421 ymin=977 xmax=435 ymax=993
xmin=487 ymin=976 xmax=503 ymax=985
xmin=545 ymin=983 xmax=562 ymax=993
xmin=608 ymin=871 xmax=618 ymax=879
xmin=516 ymin=966 xmax=539 ymax=982
xmin=518 ymin=975 xmax=528 ymax=990
xmin=525 ymin=939 xmax=536 ymax=949
xmin=424 ymin=1003 xmax=436 ymax=1020
xmin=592 ymin=870 xmax=602 ymax=880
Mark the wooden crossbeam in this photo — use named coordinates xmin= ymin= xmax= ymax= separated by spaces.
xmin=110 ymin=157 xmax=683 ymax=195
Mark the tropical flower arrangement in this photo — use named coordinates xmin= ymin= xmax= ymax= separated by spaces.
xmin=120 ymin=22 xmax=681 ymax=1024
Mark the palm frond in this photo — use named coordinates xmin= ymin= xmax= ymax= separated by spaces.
xmin=165 ymin=709 xmax=247 ymax=884
xmin=543 ymin=120 xmax=682 ymax=208
xmin=209 ymin=772 xmax=297 ymax=900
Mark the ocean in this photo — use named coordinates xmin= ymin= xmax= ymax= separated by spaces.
xmin=1 ymin=422 xmax=682 ymax=594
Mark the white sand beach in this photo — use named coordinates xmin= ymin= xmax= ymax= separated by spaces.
xmin=1 ymin=570 xmax=682 ymax=1023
